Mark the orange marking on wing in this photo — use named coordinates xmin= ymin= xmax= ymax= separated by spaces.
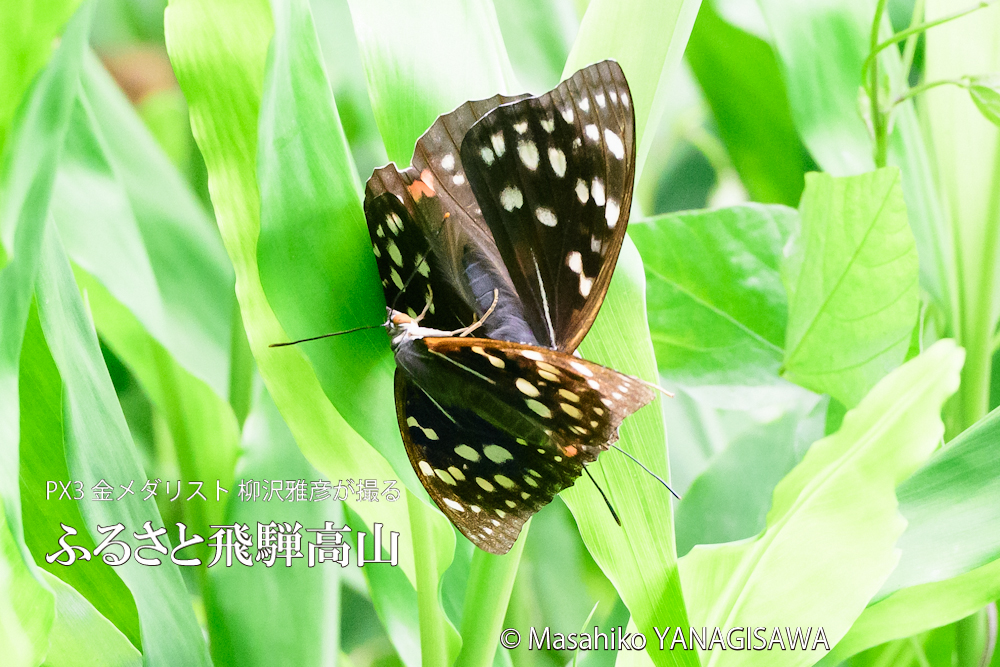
xmin=407 ymin=169 xmax=437 ymax=201
xmin=564 ymin=445 xmax=578 ymax=457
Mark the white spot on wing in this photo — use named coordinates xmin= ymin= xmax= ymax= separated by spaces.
xmin=605 ymin=199 xmax=620 ymax=228
xmin=591 ymin=178 xmax=605 ymax=206
xmin=575 ymin=179 xmax=589 ymax=204
xmin=595 ymin=93 xmax=606 ymax=108
xmin=585 ymin=124 xmax=599 ymax=141
xmin=514 ymin=121 xmax=528 ymax=134
xmin=480 ymin=147 xmax=495 ymax=165
xmin=541 ymin=118 xmax=555 ymax=133
xmin=500 ymin=186 xmax=523 ymax=211
xmin=548 ymin=147 xmax=566 ymax=177
xmin=566 ymin=251 xmax=582 ymax=273
xmin=609 ymin=90 xmax=618 ymax=103
xmin=579 ymin=97 xmax=590 ymax=112
xmin=419 ymin=461 xmax=434 ymax=476
xmin=443 ymin=498 xmax=465 ymax=512
xmin=605 ymin=129 xmax=625 ymax=159
xmin=491 ymin=132 xmax=506 ymax=156
xmin=441 ymin=153 xmax=455 ymax=170
xmin=570 ymin=361 xmax=594 ymax=377
xmin=484 ymin=444 xmax=514 ymax=463
xmin=515 ymin=378 xmax=540 ymax=397
xmin=561 ymin=107 xmax=574 ymax=123
xmin=536 ymin=207 xmax=557 ymax=227
xmin=518 ymin=140 xmax=539 ymax=170
xmin=580 ymin=275 xmax=593 ymax=297
xmin=453 ymin=173 xmax=465 ymax=185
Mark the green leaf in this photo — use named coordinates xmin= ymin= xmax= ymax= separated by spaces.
xmin=756 ymin=0 xmax=956 ymax=342
xmin=205 ymin=387 xmax=341 ymax=667
xmin=782 ymin=169 xmax=919 ymax=407
xmin=679 ymin=339 xmax=964 ymax=667
xmin=879 ymin=406 xmax=1000 ymax=598
xmin=0 ymin=493 xmax=54 ymax=667
xmin=48 ymin=52 xmax=240 ymax=541
xmin=164 ymin=0 xmax=418 ymax=586
xmin=562 ymin=239 xmax=696 ymax=667
xmin=674 ymin=393 xmax=826 ymax=557
xmin=256 ymin=0 xmax=420 ymax=495
xmin=0 ymin=11 xmax=92 ymax=653
xmin=39 ymin=570 xmax=141 ymax=667
xmin=562 ymin=0 xmax=702 ymax=179
xmin=35 ymin=224 xmax=211 ymax=665
xmin=494 ymin=0 xmax=576 ymax=92
xmin=824 ymin=558 xmax=1000 ymax=663
xmin=967 ymin=75 xmax=1000 ymax=127
xmin=346 ymin=0 xmax=517 ymax=165
xmin=685 ymin=0 xmax=810 ymax=206
xmin=19 ymin=305 xmax=141 ymax=649
xmin=631 ymin=204 xmax=797 ymax=386
xmin=0 ymin=0 xmax=81 ymax=156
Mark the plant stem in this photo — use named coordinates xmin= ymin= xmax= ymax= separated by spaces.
xmin=870 ymin=0 xmax=891 ymax=168
xmin=863 ymin=0 xmax=1000 ymax=82
xmin=893 ymin=78 xmax=968 ymax=107
xmin=409 ymin=498 xmax=451 ymax=667
xmin=455 ymin=521 xmax=529 ymax=667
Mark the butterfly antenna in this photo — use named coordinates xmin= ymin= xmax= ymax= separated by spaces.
xmin=609 ymin=444 xmax=681 ymax=499
xmin=269 ymin=323 xmax=384 ymax=348
xmin=453 ymin=289 xmax=499 ymax=337
xmin=583 ymin=467 xmax=621 ymax=526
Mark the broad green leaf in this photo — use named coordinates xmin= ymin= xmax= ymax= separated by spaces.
xmin=164 ymin=0 xmax=418 ymax=585
xmin=495 ymin=0 xmax=577 ymax=93
xmin=0 ymin=494 xmax=54 ymax=667
xmin=563 ymin=0 xmax=702 ymax=179
xmin=782 ymin=169 xmax=918 ymax=407
xmin=923 ymin=1 xmax=1000 ymax=430
xmin=679 ymin=339 xmax=964 ymax=667
xmin=632 ymin=204 xmax=796 ymax=386
xmin=756 ymin=0 xmax=956 ymax=340
xmin=66 ymin=52 xmax=235 ymax=399
xmin=347 ymin=0 xmax=517 ymax=165
xmin=0 ymin=0 xmax=92 ymax=613
xmin=563 ymin=239 xmax=696 ymax=667
xmin=19 ymin=306 xmax=141 ymax=648
xmin=48 ymin=52 xmax=239 ymax=540
xmin=206 ymin=386 xmax=340 ymax=667
xmin=256 ymin=0 xmax=420 ymax=495
xmin=35 ymin=226 xmax=211 ymax=665
xmin=685 ymin=0 xmax=809 ymax=206
xmin=824 ymin=558 xmax=1000 ymax=663
xmin=878 ymin=406 xmax=1000 ymax=597
xmin=39 ymin=570 xmax=141 ymax=667
xmin=344 ymin=505 xmax=421 ymax=667
xmin=0 ymin=0 xmax=81 ymax=156
xmin=674 ymin=391 xmax=826 ymax=557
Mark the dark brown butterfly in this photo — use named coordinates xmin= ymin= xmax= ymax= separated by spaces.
xmin=365 ymin=60 xmax=657 ymax=554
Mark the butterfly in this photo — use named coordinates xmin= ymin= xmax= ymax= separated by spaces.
xmin=364 ymin=60 xmax=658 ymax=554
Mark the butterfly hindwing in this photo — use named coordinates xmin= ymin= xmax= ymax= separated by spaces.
xmin=394 ymin=336 xmax=655 ymax=554
xmin=460 ymin=60 xmax=636 ymax=352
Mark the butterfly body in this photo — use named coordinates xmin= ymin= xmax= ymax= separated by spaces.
xmin=367 ymin=60 xmax=652 ymax=553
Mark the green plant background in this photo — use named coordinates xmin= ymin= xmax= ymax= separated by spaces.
xmin=2 ymin=0 xmax=1000 ymax=666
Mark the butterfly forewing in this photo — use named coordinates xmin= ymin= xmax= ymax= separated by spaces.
xmin=394 ymin=336 xmax=655 ymax=554
xmin=460 ymin=60 xmax=636 ymax=352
